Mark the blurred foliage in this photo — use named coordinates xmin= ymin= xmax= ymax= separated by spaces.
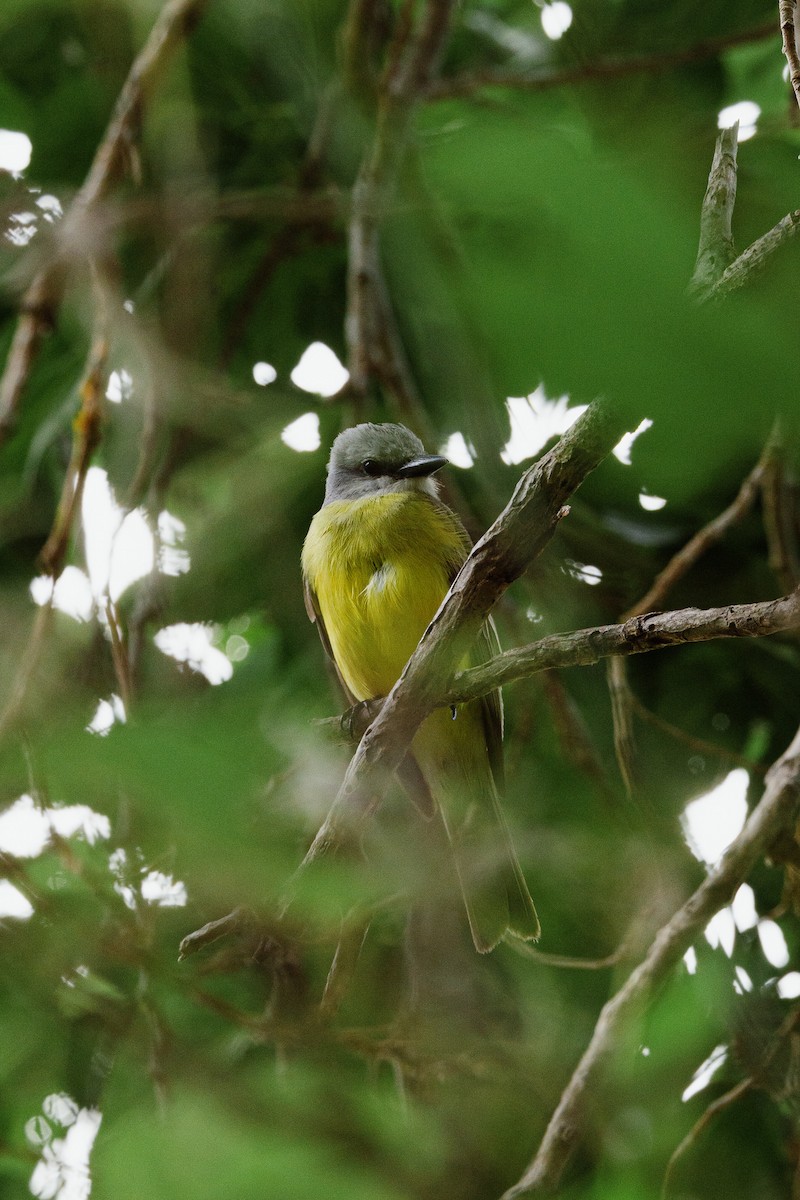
xmin=0 ymin=1 xmax=799 ymax=1198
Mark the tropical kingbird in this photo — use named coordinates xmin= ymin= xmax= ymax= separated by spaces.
xmin=302 ymin=422 xmax=540 ymax=952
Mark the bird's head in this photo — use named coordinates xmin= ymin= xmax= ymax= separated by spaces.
xmin=323 ymin=423 xmax=448 ymax=504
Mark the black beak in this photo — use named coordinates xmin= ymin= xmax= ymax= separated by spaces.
xmin=395 ymin=454 xmax=448 ymax=479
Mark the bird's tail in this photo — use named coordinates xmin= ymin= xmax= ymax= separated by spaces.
xmin=430 ymin=771 xmax=539 ymax=954
xmin=410 ymin=707 xmax=540 ymax=954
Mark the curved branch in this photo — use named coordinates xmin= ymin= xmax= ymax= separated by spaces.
xmin=501 ymin=721 xmax=800 ymax=1198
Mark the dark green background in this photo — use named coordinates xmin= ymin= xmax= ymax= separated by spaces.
xmin=0 ymin=1 xmax=798 ymax=1197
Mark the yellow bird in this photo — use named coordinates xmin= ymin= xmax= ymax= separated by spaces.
xmin=302 ymin=422 xmax=539 ymax=952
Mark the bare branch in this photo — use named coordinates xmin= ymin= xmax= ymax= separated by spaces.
xmin=661 ymin=1077 xmax=753 ymax=1199
xmin=427 ymin=22 xmax=777 ymax=100
xmin=627 ymin=441 xmax=769 ymax=618
xmin=447 ymin=590 xmax=800 ymax=706
xmin=780 ymin=0 xmax=800 ymax=110
xmin=608 ymin=430 xmax=770 ymax=795
xmin=105 ymin=599 xmax=133 ymax=717
xmin=315 ymin=591 xmax=800 ymax=741
xmin=629 ymin=693 xmax=768 ymax=776
xmin=292 ymin=399 xmax=630 ymax=873
xmin=0 ymin=270 xmax=115 ymax=743
xmin=501 ymin=721 xmax=800 ymax=1198
xmin=662 ymin=1004 xmax=800 ymax=1196
xmin=77 ymin=186 xmax=343 ymax=240
xmin=342 ymin=0 xmax=392 ymax=98
xmin=689 ymin=123 xmax=739 ymax=298
xmin=708 ymin=208 xmax=800 ymax=299
xmin=0 ymin=0 xmax=210 ymax=444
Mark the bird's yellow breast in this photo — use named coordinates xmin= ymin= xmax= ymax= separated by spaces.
xmin=302 ymin=493 xmax=465 ymax=701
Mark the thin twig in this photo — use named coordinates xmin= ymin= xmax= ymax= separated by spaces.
xmin=320 ymin=917 xmax=372 ymax=1018
xmin=381 ymin=0 xmax=416 ymax=90
xmin=780 ymin=0 xmax=800 ymax=110
xmin=629 ymin=693 xmax=768 ymax=776
xmin=607 ymin=656 xmax=640 ymax=798
xmin=105 ymin=599 xmax=133 ymax=715
xmin=65 ymin=185 xmax=342 ymax=249
xmin=501 ymin=721 xmax=800 ymax=1198
xmin=608 ymin=432 xmax=771 ymax=794
xmin=427 ymin=21 xmax=777 ymax=100
xmin=625 ymin=442 xmax=770 ymax=619
xmin=0 ymin=0 xmax=210 ymax=444
xmin=342 ymin=0 xmax=391 ymax=98
xmin=662 ymin=1004 xmax=800 ymax=1196
xmin=708 ymin=208 xmax=800 ymax=299
xmin=661 ymin=1077 xmax=754 ymax=1198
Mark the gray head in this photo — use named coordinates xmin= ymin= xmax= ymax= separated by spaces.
xmin=323 ymin=423 xmax=447 ymax=504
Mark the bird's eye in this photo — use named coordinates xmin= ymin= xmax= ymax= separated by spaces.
xmin=361 ymin=459 xmax=384 ymax=477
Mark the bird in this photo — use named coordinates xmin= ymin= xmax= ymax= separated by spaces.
xmin=301 ymin=422 xmax=540 ymax=953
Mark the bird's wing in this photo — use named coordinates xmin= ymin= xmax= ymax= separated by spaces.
xmin=303 ymin=577 xmax=359 ymax=708
xmin=427 ymin=497 xmax=505 ymax=793
xmin=476 ymin=615 xmax=505 ymax=793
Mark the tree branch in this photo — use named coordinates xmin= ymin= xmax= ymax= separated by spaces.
xmin=626 ymin=441 xmax=770 ymax=619
xmin=629 ymin=693 xmax=768 ymax=776
xmin=501 ymin=720 xmax=800 ymax=1198
xmin=291 ymin=398 xmax=630 ymax=874
xmin=317 ymin=590 xmax=800 ymax=743
xmin=427 ymin=22 xmax=777 ymax=100
xmin=662 ymin=1003 xmax=800 ymax=1196
xmin=605 ymin=430 xmax=774 ymax=794
xmin=661 ymin=1077 xmax=754 ymax=1198
xmin=447 ymin=590 xmax=800 ymax=706
xmin=0 ymin=0 xmax=210 ymax=444
xmin=780 ymin=0 xmax=800 ymax=111
xmin=707 ymin=208 xmax=800 ymax=299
